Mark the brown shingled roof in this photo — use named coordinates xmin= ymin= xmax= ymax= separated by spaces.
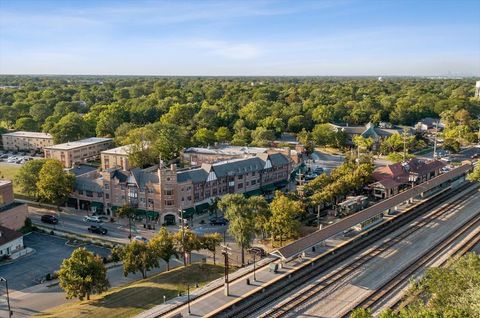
xmin=0 ymin=225 xmax=23 ymax=246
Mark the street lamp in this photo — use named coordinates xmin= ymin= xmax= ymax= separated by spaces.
xmin=0 ymin=276 xmax=12 ymax=318
xmin=253 ymin=252 xmax=256 ymax=282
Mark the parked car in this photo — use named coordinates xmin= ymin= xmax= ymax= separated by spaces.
xmin=209 ymin=217 xmax=228 ymax=226
xmin=133 ymin=235 xmax=148 ymax=243
xmin=83 ymin=215 xmax=102 ymax=223
xmin=0 ymin=154 xmax=8 ymax=159
xmin=313 ymin=167 xmax=324 ymax=174
xmin=88 ymin=225 xmax=108 ymax=235
xmin=471 ymin=153 xmax=480 ymax=159
xmin=41 ymin=214 xmax=58 ymax=225
xmin=92 ymin=213 xmax=109 ymax=221
xmin=248 ymin=246 xmax=267 ymax=257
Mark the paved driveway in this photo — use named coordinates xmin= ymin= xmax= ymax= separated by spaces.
xmin=0 ymin=232 xmax=110 ymax=291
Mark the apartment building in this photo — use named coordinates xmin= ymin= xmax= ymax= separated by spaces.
xmin=44 ymin=137 xmax=113 ymax=168
xmin=2 ymin=131 xmax=54 ymax=151
xmin=100 ymin=145 xmax=131 ymax=171
xmin=70 ymin=152 xmax=292 ymax=225
xmin=0 ymin=179 xmax=28 ymax=230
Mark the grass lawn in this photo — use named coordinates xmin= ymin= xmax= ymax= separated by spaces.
xmin=37 ymin=263 xmax=227 ymax=318
xmin=0 ymin=162 xmax=23 ymax=192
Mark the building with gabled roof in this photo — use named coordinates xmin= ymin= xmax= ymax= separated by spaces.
xmin=369 ymin=158 xmax=445 ymax=199
xmin=70 ymin=152 xmax=292 ymax=225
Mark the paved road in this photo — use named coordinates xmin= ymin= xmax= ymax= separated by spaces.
xmin=0 ymin=232 xmax=110 ymax=291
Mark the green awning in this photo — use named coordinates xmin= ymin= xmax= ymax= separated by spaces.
xmin=244 ymin=189 xmax=262 ymax=197
xmin=90 ymin=201 xmax=104 ymax=209
xmin=261 ymin=183 xmax=276 ymax=192
xmin=146 ymin=211 xmax=159 ymax=219
xmin=195 ymin=202 xmax=210 ymax=214
xmin=179 ymin=207 xmax=195 ymax=218
xmin=275 ymin=180 xmax=288 ymax=188
xmin=135 ymin=209 xmax=147 ymax=216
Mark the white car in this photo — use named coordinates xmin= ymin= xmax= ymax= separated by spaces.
xmin=84 ymin=215 xmax=102 ymax=223
xmin=133 ymin=235 xmax=148 ymax=243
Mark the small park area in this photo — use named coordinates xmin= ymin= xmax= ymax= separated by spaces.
xmin=36 ymin=263 xmax=227 ymax=318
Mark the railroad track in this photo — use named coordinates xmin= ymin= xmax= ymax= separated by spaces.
xmin=252 ymin=184 xmax=479 ymax=318
xmin=387 ymin=217 xmax=480 ymax=313
xmin=345 ymin=210 xmax=480 ymax=317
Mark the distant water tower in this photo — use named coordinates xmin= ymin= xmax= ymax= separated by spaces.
xmin=378 ymin=76 xmax=383 ymax=82
xmin=475 ymin=81 xmax=480 ymax=98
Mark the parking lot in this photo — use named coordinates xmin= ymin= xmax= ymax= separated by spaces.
xmin=0 ymin=149 xmax=43 ymax=165
xmin=0 ymin=232 xmax=110 ymax=291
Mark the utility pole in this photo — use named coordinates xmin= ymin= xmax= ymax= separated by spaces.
xmin=179 ymin=209 xmax=186 ymax=266
xmin=433 ymin=120 xmax=439 ymax=158
xmin=186 ymin=283 xmax=191 ymax=314
xmin=221 ymin=244 xmax=232 ymax=296
xmin=317 ymin=205 xmax=321 ymax=230
xmin=253 ymin=252 xmax=256 ymax=282
xmin=0 ymin=277 xmax=12 ymax=318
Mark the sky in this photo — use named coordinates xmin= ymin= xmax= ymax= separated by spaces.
xmin=0 ymin=0 xmax=479 ymax=76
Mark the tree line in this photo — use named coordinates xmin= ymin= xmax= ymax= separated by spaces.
xmin=1 ymin=76 xmax=479 ymax=160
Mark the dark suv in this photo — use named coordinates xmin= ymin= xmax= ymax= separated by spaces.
xmin=210 ymin=217 xmax=228 ymax=226
xmin=41 ymin=214 xmax=58 ymax=225
xmin=88 ymin=225 xmax=108 ymax=235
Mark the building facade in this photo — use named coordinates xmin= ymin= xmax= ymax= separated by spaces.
xmin=0 ymin=180 xmax=28 ymax=230
xmin=0 ymin=226 xmax=24 ymax=257
xmin=369 ymin=158 xmax=445 ymax=199
xmin=44 ymin=137 xmax=113 ymax=168
xmin=101 ymin=145 xmax=131 ymax=171
xmin=2 ymin=131 xmax=54 ymax=151
xmin=70 ymin=153 xmax=292 ymax=224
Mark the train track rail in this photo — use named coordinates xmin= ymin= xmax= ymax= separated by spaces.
xmin=249 ymin=184 xmax=479 ymax=318
xmin=344 ymin=210 xmax=480 ymax=317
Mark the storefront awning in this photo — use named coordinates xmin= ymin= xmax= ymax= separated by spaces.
xmin=195 ymin=202 xmax=210 ymax=214
xmin=261 ymin=183 xmax=276 ymax=192
xmin=244 ymin=189 xmax=262 ymax=197
xmin=179 ymin=207 xmax=195 ymax=218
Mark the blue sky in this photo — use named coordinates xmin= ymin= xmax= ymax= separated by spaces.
xmin=0 ymin=0 xmax=479 ymax=76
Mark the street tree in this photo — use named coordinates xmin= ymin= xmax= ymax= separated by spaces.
xmin=467 ymin=164 xmax=480 ymax=182
xmin=14 ymin=159 xmax=48 ymax=198
xmin=122 ymin=240 xmax=157 ymax=279
xmin=116 ymin=204 xmax=137 ymax=240
xmin=48 ymin=112 xmax=90 ymax=144
xmin=218 ymin=194 xmax=255 ymax=266
xmin=269 ymin=192 xmax=303 ymax=246
xmin=200 ymin=233 xmax=222 ymax=265
xmin=249 ymin=195 xmax=271 ymax=239
xmin=58 ymin=247 xmax=109 ymax=300
xmin=173 ymin=229 xmax=201 ymax=266
xmin=36 ymin=159 xmax=75 ymax=207
xmin=149 ymin=227 xmax=178 ymax=271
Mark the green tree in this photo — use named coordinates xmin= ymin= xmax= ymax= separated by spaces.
xmin=122 ymin=240 xmax=157 ymax=279
xmin=96 ymin=104 xmax=129 ymax=137
xmin=174 ymin=229 xmax=201 ymax=266
xmin=14 ymin=159 xmax=48 ymax=197
xmin=298 ymin=129 xmax=315 ymax=155
xmin=15 ymin=117 xmax=39 ymax=131
xmin=149 ymin=227 xmax=178 ymax=271
xmin=49 ymin=112 xmax=90 ymax=144
xmin=36 ymin=159 xmax=75 ymax=207
xmin=117 ymin=204 xmax=137 ymax=240
xmin=350 ymin=308 xmax=373 ymax=318
xmin=218 ymin=194 xmax=255 ymax=266
xmin=467 ymin=164 xmax=480 ymax=182
xmin=200 ymin=233 xmax=222 ymax=265
xmin=215 ymin=127 xmax=232 ymax=143
xmin=58 ymin=247 xmax=109 ymax=300
xmin=193 ymin=128 xmax=216 ymax=146
xmin=249 ymin=195 xmax=271 ymax=239
xmin=269 ymin=192 xmax=303 ymax=246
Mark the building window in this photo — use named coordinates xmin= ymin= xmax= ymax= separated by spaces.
xmin=105 ymin=193 xmax=109 ymax=199
xmin=97 ymin=192 xmax=102 ymax=197
xmin=164 ymin=189 xmax=173 ymax=196
xmin=86 ymin=191 xmax=93 ymax=197
xmin=78 ymin=190 xmax=84 ymax=195
xmin=104 ymin=183 xmax=109 ymax=190
xmin=238 ymin=183 xmax=243 ymax=189
xmin=237 ymin=175 xmax=243 ymax=179
xmin=165 ymin=200 xmax=174 ymax=206
xmin=251 ymin=179 xmax=256 ymax=185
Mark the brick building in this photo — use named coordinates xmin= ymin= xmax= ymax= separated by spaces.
xmin=44 ymin=137 xmax=113 ymax=168
xmin=70 ymin=153 xmax=292 ymax=225
xmin=100 ymin=145 xmax=131 ymax=171
xmin=2 ymin=131 xmax=54 ymax=151
xmin=0 ymin=180 xmax=28 ymax=230
xmin=369 ymin=158 xmax=445 ymax=199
